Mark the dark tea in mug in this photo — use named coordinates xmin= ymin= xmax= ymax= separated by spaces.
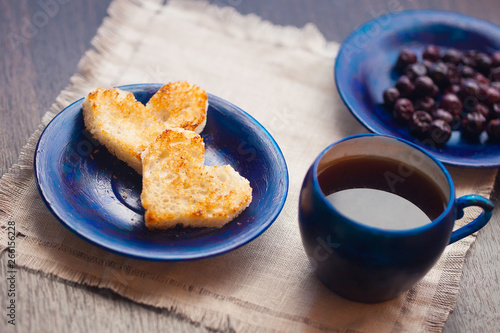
xmin=317 ymin=156 xmax=448 ymax=230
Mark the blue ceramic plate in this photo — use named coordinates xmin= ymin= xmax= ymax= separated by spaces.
xmin=335 ymin=10 xmax=500 ymax=167
xmin=34 ymin=83 xmax=288 ymax=261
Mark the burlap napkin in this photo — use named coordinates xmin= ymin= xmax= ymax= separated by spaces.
xmin=0 ymin=0 xmax=497 ymax=331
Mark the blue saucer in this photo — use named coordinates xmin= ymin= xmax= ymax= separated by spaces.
xmin=335 ymin=10 xmax=500 ymax=168
xmin=34 ymin=83 xmax=289 ymax=261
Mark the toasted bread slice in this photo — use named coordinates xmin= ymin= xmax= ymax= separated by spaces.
xmin=146 ymin=81 xmax=207 ymax=133
xmin=82 ymin=82 xmax=207 ymax=174
xmin=140 ymin=128 xmax=252 ymax=229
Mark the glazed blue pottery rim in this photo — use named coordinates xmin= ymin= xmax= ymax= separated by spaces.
xmin=34 ymin=83 xmax=289 ymax=261
xmin=335 ymin=10 xmax=500 ymax=168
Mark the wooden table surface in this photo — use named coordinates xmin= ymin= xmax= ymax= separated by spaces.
xmin=1 ymin=0 xmax=499 ymax=331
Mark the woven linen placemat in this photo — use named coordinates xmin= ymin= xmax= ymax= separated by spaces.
xmin=0 ymin=0 xmax=498 ymax=331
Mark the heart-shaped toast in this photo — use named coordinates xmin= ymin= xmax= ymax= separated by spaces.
xmin=140 ymin=128 xmax=253 ymax=229
xmin=82 ymin=81 xmax=207 ymax=174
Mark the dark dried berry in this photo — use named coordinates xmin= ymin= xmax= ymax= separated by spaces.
xmin=395 ymin=75 xmax=414 ymax=97
xmin=475 ymin=52 xmax=492 ymax=75
xmin=474 ymin=72 xmax=490 ymax=86
xmin=459 ymin=79 xmax=480 ymax=100
xmin=472 ymin=103 xmax=490 ymax=119
xmin=491 ymin=51 xmax=500 ymax=67
xmin=491 ymin=103 xmax=500 ymax=119
xmin=444 ymin=84 xmax=461 ymax=95
xmin=476 ymin=85 xmax=500 ymax=107
xmin=432 ymin=109 xmax=454 ymax=124
xmin=422 ymin=59 xmax=434 ymax=71
xmin=446 ymin=63 xmax=460 ymax=85
xmin=487 ymin=119 xmax=500 ymax=141
xmin=423 ymin=45 xmax=441 ymax=62
xmin=462 ymin=112 xmax=487 ymax=138
xmin=439 ymin=93 xmax=463 ymax=117
xmin=396 ymin=48 xmax=418 ymax=70
xmin=490 ymin=81 xmax=500 ymax=91
xmin=477 ymin=84 xmax=490 ymax=104
xmin=410 ymin=111 xmax=433 ymax=137
xmin=490 ymin=67 xmax=500 ymax=82
xmin=462 ymin=97 xmax=479 ymax=114
xmin=414 ymin=76 xmax=435 ymax=97
xmin=414 ymin=96 xmax=436 ymax=112
xmin=462 ymin=50 xmax=478 ymax=67
xmin=383 ymin=87 xmax=401 ymax=107
xmin=485 ymin=86 xmax=500 ymax=105
xmin=405 ymin=63 xmax=428 ymax=80
xmin=429 ymin=61 xmax=449 ymax=87
xmin=429 ymin=119 xmax=452 ymax=144
xmin=393 ymin=98 xmax=414 ymax=123
xmin=460 ymin=65 xmax=475 ymax=78
xmin=442 ymin=48 xmax=462 ymax=65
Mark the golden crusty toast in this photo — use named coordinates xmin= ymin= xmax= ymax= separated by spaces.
xmin=145 ymin=81 xmax=207 ymax=133
xmin=140 ymin=128 xmax=253 ymax=229
xmin=82 ymin=82 xmax=207 ymax=174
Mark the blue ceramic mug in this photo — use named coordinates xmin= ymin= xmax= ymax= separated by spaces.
xmin=298 ymin=134 xmax=494 ymax=303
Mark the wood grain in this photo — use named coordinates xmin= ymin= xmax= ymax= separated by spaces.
xmin=1 ymin=0 xmax=499 ymax=332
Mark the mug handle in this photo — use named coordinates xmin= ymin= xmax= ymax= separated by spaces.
xmin=449 ymin=194 xmax=494 ymax=244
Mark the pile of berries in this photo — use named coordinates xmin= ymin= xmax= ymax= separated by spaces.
xmin=383 ymin=46 xmax=500 ymax=145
